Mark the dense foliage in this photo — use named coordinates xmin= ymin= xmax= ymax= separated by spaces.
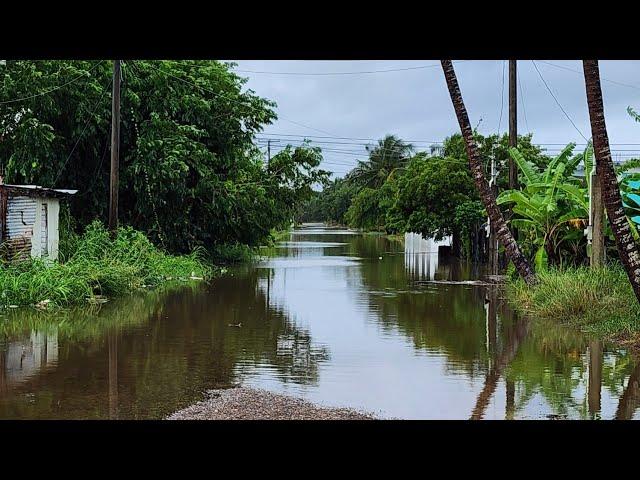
xmin=497 ymin=143 xmax=592 ymax=269
xmin=299 ymin=131 xmax=550 ymax=259
xmin=0 ymin=220 xmax=211 ymax=307
xmin=391 ymin=154 xmax=483 ymax=256
xmin=0 ymin=60 xmax=327 ymax=254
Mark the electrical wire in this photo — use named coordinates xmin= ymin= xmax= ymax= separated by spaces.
xmin=53 ymin=76 xmax=113 ymax=187
xmin=538 ymin=60 xmax=640 ymax=91
xmin=497 ymin=60 xmax=506 ymax=134
xmin=531 ymin=60 xmax=588 ymax=142
xmin=139 ymin=61 xmax=338 ymax=137
xmin=233 ymin=61 xmax=467 ymax=76
xmin=0 ymin=60 xmax=105 ymax=105
xmin=518 ymin=64 xmax=531 ymax=134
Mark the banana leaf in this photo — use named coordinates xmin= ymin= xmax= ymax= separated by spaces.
xmin=535 ymin=246 xmax=548 ymax=272
xmin=509 ymin=147 xmax=540 ymax=184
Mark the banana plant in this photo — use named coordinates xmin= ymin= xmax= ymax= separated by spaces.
xmin=497 ymin=143 xmax=591 ymax=271
xmin=620 ymin=175 xmax=640 ymax=240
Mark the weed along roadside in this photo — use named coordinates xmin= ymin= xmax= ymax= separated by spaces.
xmin=506 ymin=266 xmax=640 ymax=348
xmin=0 ymin=220 xmax=215 ymax=310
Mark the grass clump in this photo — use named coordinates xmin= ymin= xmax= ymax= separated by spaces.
xmin=507 ymin=264 xmax=640 ymax=341
xmin=0 ymin=220 xmax=213 ymax=308
xmin=210 ymin=242 xmax=255 ymax=264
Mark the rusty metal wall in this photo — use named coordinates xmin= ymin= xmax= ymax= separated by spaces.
xmin=5 ymin=195 xmax=37 ymax=260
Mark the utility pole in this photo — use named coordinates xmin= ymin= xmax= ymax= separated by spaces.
xmin=508 ymin=60 xmax=518 ymax=188
xmin=488 ymin=157 xmax=499 ymax=275
xmin=267 ymin=139 xmax=271 ymax=167
xmin=508 ymin=60 xmax=518 ymax=247
xmin=590 ymin=156 xmax=606 ymax=267
xmin=109 ymin=60 xmax=121 ymax=233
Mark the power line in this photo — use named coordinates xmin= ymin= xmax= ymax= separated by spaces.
xmin=0 ymin=60 xmax=105 ymax=105
xmin=139 ymin=60 xmax=338 ymax=137
xmin=233 ymin=61 xmax=467 ymax=76
xmin=538 ymin=60 xmax=640 ymax=91
xmin=531 ymin=60 xmax=588 ymax=142
xmin=518 ymin=64 xmax=531 ymax=134
xmin=497 ymin=60 xmax=506 ymax=134
xmin=53 ymin=76 xmax=113 ymax=187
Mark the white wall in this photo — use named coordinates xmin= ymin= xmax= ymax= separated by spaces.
xmin=404 ymin=232 xmax=451 ymax=253
xmin=29 ymin=198 xmax=60 ymax=260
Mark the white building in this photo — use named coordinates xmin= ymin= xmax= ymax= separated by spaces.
xmin=404 ymin=232 xmax=452 ymax=253
xmin=0 ymin=184 xmax=77 ymax=261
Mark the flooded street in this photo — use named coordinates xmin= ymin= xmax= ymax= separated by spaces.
xmin=1 ymin=223 xmax=639 ymax=419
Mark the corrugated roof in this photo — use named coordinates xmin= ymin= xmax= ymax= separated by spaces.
xmin=1 ymin=184 xmax=78 ymax=197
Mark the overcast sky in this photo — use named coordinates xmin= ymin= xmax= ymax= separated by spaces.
xmin=231 ymin=60 xmax=640 ymax=178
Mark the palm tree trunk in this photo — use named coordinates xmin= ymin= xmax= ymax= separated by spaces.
xmin=441 ymin=60 xmax=537 ymax=285
xmin=583 ymin=60 xmax=640 ymax=303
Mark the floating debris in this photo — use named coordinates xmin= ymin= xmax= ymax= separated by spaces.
xmin=87 ymin=295 xmax=108 ymax=305
xmin=34 ymin=299 xmax=51 ymax=310
xmin=413 ymin=280 xmax=493 ymax=286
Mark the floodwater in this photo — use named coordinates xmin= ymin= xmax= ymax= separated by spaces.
xmin=1 ymin=223 xmax=639 ymax=420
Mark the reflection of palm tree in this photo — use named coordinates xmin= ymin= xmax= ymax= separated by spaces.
xmin=348 ymin=135 xmax=413 ymax=189
xmin=470 ymin=316 xmax=528 ymax=420
xmin=615 ymin=360 xmax=640 ymax=420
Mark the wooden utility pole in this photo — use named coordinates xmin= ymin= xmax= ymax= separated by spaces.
xmin=109 ymin=60 xmax=121 ymax=233
xmin=508 ymin=60 xmax=518 ymax=188
xmin=488 ymin=157 xmax=499 ymax=275
xmin=267 ymin=139 xmax=271 ymax=167
xmin=588 ymin=340 xmax=602 ymax=419
xmin=590 ymin=158 xmax=606 ymax=267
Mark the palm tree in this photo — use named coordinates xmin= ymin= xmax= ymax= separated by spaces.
xmin=583 ymin=60 xmax=640 ymax=303
xmin=348 ymin=134 xmax=412 ymax=189
xmin=440 ymin=60 xmax=537 ymax=285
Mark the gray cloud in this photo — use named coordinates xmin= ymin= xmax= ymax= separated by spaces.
xmin=233 ymin=60 xmax=640 ymax=177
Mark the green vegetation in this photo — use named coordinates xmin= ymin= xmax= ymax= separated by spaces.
xmin=299 ymin=131 xmax=551 ymax=259
xmin=497 ymin=143 xmax=592 ymax=269
xmin=507 ymin=266 xmax=640 ymax=342
xmin=0 ymin=221 xmax=212 ymax=308
xmin=0 ymin=60 xmax=327 ymax=255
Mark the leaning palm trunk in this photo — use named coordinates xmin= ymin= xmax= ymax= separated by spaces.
xmin=583 ymin=60 xmax=640 ymax=304
xmin=441 ymin=60 xmax=537 ymax=285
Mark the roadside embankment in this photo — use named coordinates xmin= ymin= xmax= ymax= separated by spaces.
xmin=0 ymin=220 xmax=214 ymax=309
xmin=506 ymin=265 xmax=640 ymax=348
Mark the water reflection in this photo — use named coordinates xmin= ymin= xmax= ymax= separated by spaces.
xmin=0 ymin=224 xmax=639 ymax=419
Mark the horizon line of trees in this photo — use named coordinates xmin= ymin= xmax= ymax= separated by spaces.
xmin=298 ymin=125 xmax=640 ymax=271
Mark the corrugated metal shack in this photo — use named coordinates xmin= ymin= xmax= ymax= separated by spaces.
xmin=0 ymin=184 xmax=77 ymax=261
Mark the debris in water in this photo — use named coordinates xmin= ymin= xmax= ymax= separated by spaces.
xmin=87 ymin=295 xmax=108 ymax=305
xmin=34 ymin=299 xmax=51 ymax=310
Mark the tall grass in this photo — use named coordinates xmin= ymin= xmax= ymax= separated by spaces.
xmin=0 ymin=220 xmax=213 ymax=308
xmin=507 ymin=265 xmax=640 ymax=340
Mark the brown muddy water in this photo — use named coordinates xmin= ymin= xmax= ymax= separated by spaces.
xmin=1 ymin=223 xmax=639 ymax=420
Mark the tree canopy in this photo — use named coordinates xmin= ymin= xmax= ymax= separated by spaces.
xmin=0 ymin=60 xmax=327 ymax=253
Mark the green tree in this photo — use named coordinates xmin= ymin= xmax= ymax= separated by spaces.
xmin=0 ymin=60 xmax=326 ymax=253
xmin=348 ymin=134 xmax=413 ymax=189
xmin=391 ymin=155 xmax=483 ymax=257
